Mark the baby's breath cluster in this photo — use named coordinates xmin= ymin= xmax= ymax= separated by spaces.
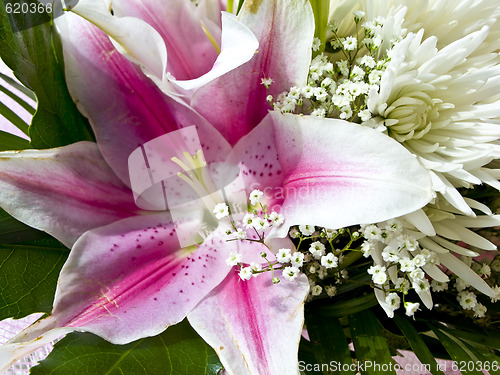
xmin=360 ymin=220 xmax=500 ymax=318
xmin=287 ymin=225 xmax=363 ymax=300
xmin=360 ymin=220 xmax=437 ymax=317
xmin=432 ymin=254 xmax=500 ymax=319
xmin=268 ymin=12 xmax=391 ymax=122
xmin=220 ymin=190 xmax=290 ymax=282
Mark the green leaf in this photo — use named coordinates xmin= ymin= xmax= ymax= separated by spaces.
xmin=0 ymin=208 xmax=48 ymax=243
xmin=0 ymin=0 xmax=95 ymax=148
xmin=394 ymin=315 xmax=444 ymax=375
xmin=0 ymin=238 xmax=68 ymax=320
xmin=429 ymin=324 xmax=484 ymax=375
xmin=0 ymin=98 xmax=29 ymax=134
xmin=0 ymin=130 xmax=30 ymax=150
xmin=305 ymin=307 xmax=355 ymax=375
xmin=309 ymin=0 xmax=330 ymax=54
xmin=236 ymin=0 xmax=244 ymax=14
xmin=0 ymin=80 xmax=36 ymax=114
xmin=0 ymin=72 xmax=36 ymax=101
xmin=348 ymin=309 xmax=396 ymax=375
xmin=31 ymin=320 xmax=224 ymax=375
xmin=440 ymin=327 xmax=500 ymax=350
xmin=318 ymin=293 xmax=378 ymax=317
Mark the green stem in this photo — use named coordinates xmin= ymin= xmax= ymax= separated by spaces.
xmin=340 ymin=251 xmax=363 ymax=268
xmin=309 ymin=0 xmax=330 ymax=56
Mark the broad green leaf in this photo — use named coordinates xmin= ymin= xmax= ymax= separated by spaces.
xmin=0 ymin=130 xmax=30 ymax=150
xmin=459 ymin=342 xmax=500 ymax=375
xmin=298 ymin=338 xmax=323 ymax=375
xmin=0 ymin=81 xmax=36 ymax=114
xmin=305 ymin=307 xmax=355 ymax=375
xmin=0 ymin=0 xmax=95 ymax=148
xmin=440 ymin=327 xmax=500 ymax=350
xmin=0 ymin=99 xmax=29 ymax=134
xmin=394 ymin=315 xmax=444 ymax=375
xmin=318 ymin=293 xmax=378 ymax=317
xmin=0 ymin=72 xmax=36 ymax=100
xmin=429 ymin=325 xmax=484 ymax=375
xmin=0 ymin=208 xmax=48 ymax=243
xmin=0 ymin=238 xmax=68 ymax=320
xmin=348 ymin=309 xmax=396 ymax=375
xmin=31 ymin=320 xmax=224 ymax=375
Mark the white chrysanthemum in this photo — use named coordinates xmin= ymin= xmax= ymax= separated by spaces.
xmin=351 ymin=3 xmax=500 ymax=305
xmin=368 ymin=28 xmax=500 ymax=213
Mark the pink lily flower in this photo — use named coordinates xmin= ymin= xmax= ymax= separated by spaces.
xmin=0 ymin=0 xmax=433 ymax=373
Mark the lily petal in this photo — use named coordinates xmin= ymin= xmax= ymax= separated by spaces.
xmin=169 ymin=12 xmax=259 ymax=91
xmin=271 ymin=113 xmax=433 ymax=234
xmin=50 ymin=213 xmax=232 ymax=342
xmin=229 ymin=112 xmax=433 ymax=236
xmin=188 ymin=269 xmax=309 ymax=375
xmin=191 ymin=0 xmax=315 ymax=145
xmin=110 ymin=0 xmax=220 ymax=80
xmin=56 ymin=13 xmax=231 ymax=185
xmin=0 ymin=142 xmax=138 ymax=247
xmin=70 ymin=0 xmax=167 ymax=79
xmin=0 ymin=213 xmax=232 ymax=369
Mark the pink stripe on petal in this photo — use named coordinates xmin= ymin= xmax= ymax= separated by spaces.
xmin=47 ymin=213 xmax=232 ymax=344
xmin=111 ymin=0 xmax=220 ymax=80
xmin=188 ymin=269 xmax=309 ymax=375
xmin=268 ymin=113 xmax=433 ymax=234
xmin=226 ymin=114 xmax=285 ymax=211
xmin=0 ymin=142 xmax=139 ymax=247
xmin=191 ymin=0 xmax=315 ymax=145
xmin=56 ymin=13 xmax=230 ymax=185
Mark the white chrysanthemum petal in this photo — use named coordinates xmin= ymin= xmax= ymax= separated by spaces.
xmin=463 ymin=198 xmax=492 ymax=215
xmin=438 ymin=252 xmax=494 ymax=297
xmin=403 ymin=209 xmax=435 ymax=236
xmin=454 ymin=215 xmax=500 ymax=228
xmin=430 ymin=236 xmax=479 ymax=257
xmin=422 ymin=263 xmax=449 ymax=283
xmin=433 ymin=221 xmax=497 ymax=250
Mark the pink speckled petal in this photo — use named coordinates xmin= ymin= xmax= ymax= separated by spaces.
xmin=228 ymin=112 xmax=433 ymax=237
xmin=188 ymin=269 xmax=309 ymax=375
xmin=56 ymin=13 xmax=231 ymax=185
xmin=269 ymin=112 xmax=433 ymax=236
xmin=0 ymin=142 xmax=138 ymax=247
xmin=191 ymin=0 xmax=315 ymax=145
xmin=50 ymin=213 xmax=231 ymax=342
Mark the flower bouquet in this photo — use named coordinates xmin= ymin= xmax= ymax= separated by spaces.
xmin=0 ymin=0 xmax=499 ymax=374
